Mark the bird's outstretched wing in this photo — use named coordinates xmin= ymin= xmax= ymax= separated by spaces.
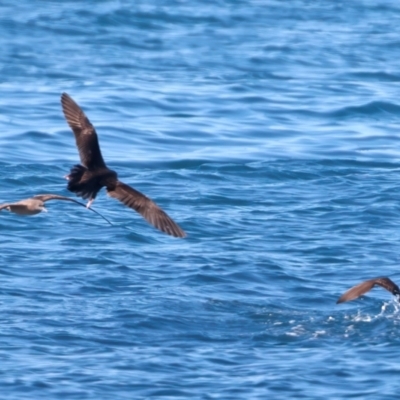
xmin=336 ymin=277 xmax=400 ymax=304
xmin=34 ymin=194 xmax=78 ymax=202
xmin=61 ymin=93 xmax=106 ymax=170
xmin=107 ymin=181 xmax=186 ymax=238
xmin=33 ymin=194 xmax=113 ymax=225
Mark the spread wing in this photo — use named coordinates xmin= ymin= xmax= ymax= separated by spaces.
xmin=337 ymin=277 xmax=400 ymax=304
xmin=61 ymin=93 xmax=106 ymax=170
xmin=34 ymin=194 xmax=78 ymax=203
xmin=33 ymin=194 xmax=113 ymax=225
xmin=107 ymin=181 xmax=186 ymax=238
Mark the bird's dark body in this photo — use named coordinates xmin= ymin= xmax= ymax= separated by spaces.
xmin=67 ymin=164 xmax=118 ymax=200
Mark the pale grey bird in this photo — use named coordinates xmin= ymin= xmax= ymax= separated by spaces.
xmin=336 ymin=277 xmax=400 ymax=304
xmin=61 ymin=92 xmax=186 ymax=238
xmin=0 ymin=194 xmax=112 ymax=224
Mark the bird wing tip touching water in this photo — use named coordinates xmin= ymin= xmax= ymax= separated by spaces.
xmin=336 ymin=277 xmax=399 ymax=304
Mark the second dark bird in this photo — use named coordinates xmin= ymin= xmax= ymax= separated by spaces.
xmin=61 ymin=93 xmax=186 ymax=238
xmin=336 ymin=277 xmax=400 ymax=304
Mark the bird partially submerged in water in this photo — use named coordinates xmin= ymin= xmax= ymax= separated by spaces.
xmin=336 ymin=277 xmax=400 ymax=304
xmin=0 ymin=194 xmax=112 ymax=225
xmin=61 ymin=93 xmax=186 ymax=238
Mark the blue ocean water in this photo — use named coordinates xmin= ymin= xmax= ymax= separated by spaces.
xmin=1 ymin=0 xmax=400 ymax=398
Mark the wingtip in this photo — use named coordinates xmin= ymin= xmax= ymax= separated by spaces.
xmin=164 ymin=227 xmax=186 ymax=238
xmin=61 ymin=92 xmax=70 ymax=103
xmin=174 ymin=226 xmax=187 ymax=238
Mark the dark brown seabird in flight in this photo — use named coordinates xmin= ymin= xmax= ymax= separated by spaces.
xmin=0 ymin=194 xmax=112 ymax=225
xmin=336 ymin=277 xmax=400 ymax=304
xmin=60 ymin=93 xmax=186 ymax=238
